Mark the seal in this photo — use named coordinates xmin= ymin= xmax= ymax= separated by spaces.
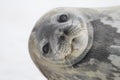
xmin=29 ymin=7 xmax=120 ymax=80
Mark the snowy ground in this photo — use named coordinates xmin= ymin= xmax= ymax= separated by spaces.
xmin=0 ymin=0 xmax=120 ymax=80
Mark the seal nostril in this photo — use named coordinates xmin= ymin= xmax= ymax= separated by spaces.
xmin=59 ymin=29 xmax=62 ymax=32
xmin=59 ymin=36 xmax=65 ymax=41
xmin=72 ymin=38 xmax=76 ymax=43
xmin=64 ymin=29 xmax=69 ymax=35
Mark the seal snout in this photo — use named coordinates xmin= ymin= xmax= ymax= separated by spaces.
xmin=56 ymin=22 xmax=84 ymax=59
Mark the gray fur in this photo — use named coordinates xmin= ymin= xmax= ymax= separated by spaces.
xmin=29 ymin=6 xmax=120 ymax=80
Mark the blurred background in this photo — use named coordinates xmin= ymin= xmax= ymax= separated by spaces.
xmin=0 ymin=0 xmax=120 ymax=80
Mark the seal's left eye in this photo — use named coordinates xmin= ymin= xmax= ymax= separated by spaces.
xmin=58 ymin=14 xmax=68 ymax=23
xmin=42 ymin=43 xmax=49 ymax=54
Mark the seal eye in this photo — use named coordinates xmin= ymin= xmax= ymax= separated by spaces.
xmin=58 ymin=14 xmax=68 ymax=23
xmin=42 ymin=43 xmax=49 ymax=54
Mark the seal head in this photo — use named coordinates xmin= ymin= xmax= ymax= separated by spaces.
xmin=29 ymin=7 xmax=120 ymax=80
xmin=29 ymin=8 xmax=93 ymax=66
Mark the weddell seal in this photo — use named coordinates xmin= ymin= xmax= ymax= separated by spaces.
xmin=28 ymin=6 xmax=120 ymax=80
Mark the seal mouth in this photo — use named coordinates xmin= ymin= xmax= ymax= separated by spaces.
xmin=71 ymin=39 xmax=79 ymax=53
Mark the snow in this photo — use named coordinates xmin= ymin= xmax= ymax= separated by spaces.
xmin=0 ymin=0 xmax=120 ymax=80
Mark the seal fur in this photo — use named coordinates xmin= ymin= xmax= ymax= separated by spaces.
xmin=29 ymin=6 xmax=120 ymax=80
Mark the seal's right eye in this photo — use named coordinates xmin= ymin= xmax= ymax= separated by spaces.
xmin=57 ymin=14 xmax=68 ymax=23
xmin=42 ymin=43 xmax=49 ymax=54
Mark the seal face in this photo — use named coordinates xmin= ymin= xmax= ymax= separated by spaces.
xmin=31 ymin=9 xmax=93 ymax=66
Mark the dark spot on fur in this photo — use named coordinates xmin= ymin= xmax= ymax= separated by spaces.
xmin=92 ymin=77 xmax=102 ymax=80
xmin=75 ymin=75 xmax=89 ymax=80
xmin=111 ymin=69 xmax=120 ymax=73
xmin=114 ymin=39 xmax=120 ymax=46
xmin=106 ymin=77 xmax=114 ymax=80
xmin=74 ymin=19 xmax=120 ymax=66
xmin=104 ymin=16 xmax=114 ymax=22
xmin=107 ymin=47 xmax=120 ymax=56
xmin=106 ymin=73 xmax=115 ymax=80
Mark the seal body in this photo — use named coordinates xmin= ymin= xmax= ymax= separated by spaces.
xmin=29 ymin=6 xmax=120 ymax=80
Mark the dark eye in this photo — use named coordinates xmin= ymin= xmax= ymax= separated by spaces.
xmin=42 ymin=43 xmax=49 ymax=54
xmin=57 ymin=14 xmax=68 ymax=23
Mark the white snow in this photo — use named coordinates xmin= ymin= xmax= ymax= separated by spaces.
xmin=0 ymin=0 xmax=120 ymax=80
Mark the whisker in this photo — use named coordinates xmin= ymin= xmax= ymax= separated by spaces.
xmin=65 ymin=56 xmax=76 ymax=70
